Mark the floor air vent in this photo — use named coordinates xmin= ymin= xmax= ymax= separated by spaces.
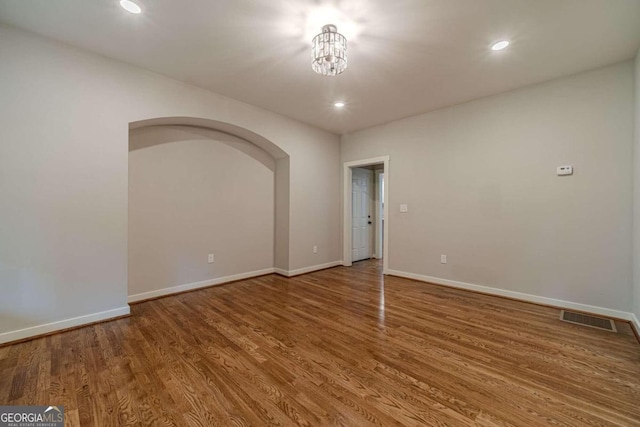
xmin=560 ymin=310 xmax=616 ymax=332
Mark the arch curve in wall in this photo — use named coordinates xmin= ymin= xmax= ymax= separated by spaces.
xmin=128 ymin=116 xmax=291 ymax=279
xmin=130 ymin=116 xmax=289 ymax=160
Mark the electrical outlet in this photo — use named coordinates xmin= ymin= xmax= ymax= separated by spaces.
xmin=400 ymin=204 xmax=408 ymax=213
xmin=440 ymin=254 xmax=447 ymax=264
xmin=313 ymin=245 xmax=318 ymax=254
xmin=556 ymin=165 xmax=573 ymax=176
xmin=208 ymin=253 xmax=214 ymax=264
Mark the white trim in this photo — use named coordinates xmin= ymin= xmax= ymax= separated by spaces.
xmin=374 ymin=168 xmax=384 ymax=262
xmin=274 ymin=261 xmax=342 ymax=277
xmin=343 ymin=156 xmax=390 ymax=274
xmin=128 ymin=268 xmax=275 ymax=303
xmin=631 ymin=313 xmax=640 ymax=336
xmin=0 ymin=306 xmax=130 ymax=345
xmin=387 ymin=269 xmax=635 ymax=321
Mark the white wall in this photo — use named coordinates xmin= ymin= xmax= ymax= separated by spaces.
xmin=128 ymin=126 xmax=274 ymax=300
xmin=342 ymin=62 xmax=635 ymax=314
xmin=0 ymin=25 xmax=340 ymax=342
xmin=633 ymin=49 xmax=640 ymax=326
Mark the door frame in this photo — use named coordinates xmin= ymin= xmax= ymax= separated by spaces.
xmin=343 ymin=156 xmax=390 ymax=274
xmin=374 ymin=168 xmax=384 ymax=259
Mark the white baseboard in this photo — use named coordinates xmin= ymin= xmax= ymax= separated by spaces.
xmin=631 ymin=313 xmax=640 ymax=336
xmin=0 ymin=306 xmax=130 ymax=345
xmin=386 ymin=269 xmax=635 ymax=321
xmin=274 ymin=261 xmax=343 ymax=278
xmin=128 ymin=268 xmax=275 ymax=303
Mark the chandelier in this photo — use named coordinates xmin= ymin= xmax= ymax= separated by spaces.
xmin=311 ymin=24 xmax=347 ymax=76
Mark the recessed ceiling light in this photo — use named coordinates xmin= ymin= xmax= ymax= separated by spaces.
xmin=491 ymin=40 xmax=510 ymax=51
xmin=334 ymin=102 xmax=345 ymax=108
xmin=120 ymin=0 xmax=142 ymax=14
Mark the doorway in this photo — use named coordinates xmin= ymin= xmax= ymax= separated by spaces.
xmin=343 ymin=156 xmax=390 ymax=274
xmin=351 ymin=167 xmax=373 ymax=262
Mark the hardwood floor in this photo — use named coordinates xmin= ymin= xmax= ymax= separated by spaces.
xmin=1 ymin=260 xmax=639 ymax=426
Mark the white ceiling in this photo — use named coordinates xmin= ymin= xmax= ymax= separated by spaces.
xmin=1 ymin=0 xmax=640 ymax=134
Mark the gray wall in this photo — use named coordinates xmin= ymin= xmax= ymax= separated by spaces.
xmin=634 ymin=49 xmax=640 ymax=323
xmin=0 ymin=25 xmax=340 ymax=342
xmin=128 ymin=126 xmax=274 ymax=298
xmin=342 ymin=62 xmax=634 ymax=312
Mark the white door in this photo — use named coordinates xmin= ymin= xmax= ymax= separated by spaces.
xmin=352 ymin=168 xmax=373 ymax=262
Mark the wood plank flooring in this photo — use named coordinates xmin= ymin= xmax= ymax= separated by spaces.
xmin=1 ymin=260 xmax=639 ymax=426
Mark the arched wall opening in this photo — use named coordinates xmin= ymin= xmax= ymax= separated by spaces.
xmin=127 ymin=117 xmax=290 ymax=302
